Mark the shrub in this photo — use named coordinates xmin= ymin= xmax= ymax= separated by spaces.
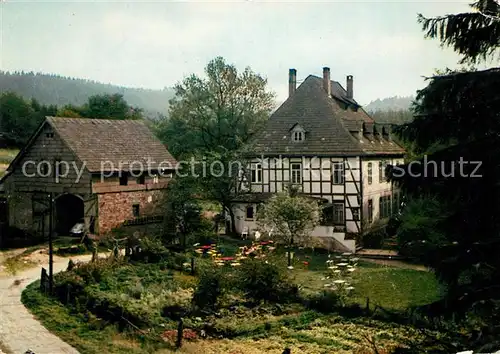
xmin=162 ymin=288 xmax=194 ymax=320
xmin=305 ymin=290 xmax=341 ymax=313
xmin=362 ymin=228 xmax=387 ymax=249
xmin=192 ymin=267 xmax=228 ymax=312
xmin=133 ymin=235 xmax=171 ymax=262
xmin=71 ymin=258 xmax=121 ymax=283
xmin=236 ymin=260 xmax=298 ymax=303
xmin=54 ymin=271 xmax=86 ymax=304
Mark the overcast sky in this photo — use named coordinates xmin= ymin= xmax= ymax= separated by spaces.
xmin=1 ymin=0 xmax=474 ymax=105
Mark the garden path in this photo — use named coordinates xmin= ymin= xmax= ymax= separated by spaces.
xmin=362 ymin=258 xmax=429 ymax=271
xmin=0 ymin=254 xmax=98 ymax=354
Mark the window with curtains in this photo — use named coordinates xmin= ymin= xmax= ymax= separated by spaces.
xmin=379 ymin=195 xmax=392 ymax=218
xmin=291 ymin=163 xmax=302 ymax=184
xmin=332 ymin=162 xmax=345 ymax=185
xmin=251 ymin=163 xmax=262 ymax=183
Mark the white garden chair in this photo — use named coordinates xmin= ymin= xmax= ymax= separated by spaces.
xmin=241 ymin=227 xmax=249 ymax=240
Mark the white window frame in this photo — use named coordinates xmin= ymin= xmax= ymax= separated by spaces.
xmin=367 ymin=162 xmax=373 ymax=185
xmin=292 ymin=131 xmax=304 ymax=142
xmin=290 ymin=163 xmax=302 ymax=184
xmin=379 ymin=160 xmax=387 ymax=183
xmin=332 ymin=162 xmax=345 ymax=185
xmin=251 ymin=163 xmax=262 ymax=183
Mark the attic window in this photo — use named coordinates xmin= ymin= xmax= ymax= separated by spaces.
xmin=46 ymin=132 xmax=54 ymax=138
xmin=292 ymin=131 xmax=304 ymax=142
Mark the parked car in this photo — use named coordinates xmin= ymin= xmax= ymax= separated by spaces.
xmin=70 ymin=219 xmax=85 ymax=237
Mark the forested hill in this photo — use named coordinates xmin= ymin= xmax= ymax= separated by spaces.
xmin=364 ymin=95 xmax=414 ymax=112
xmin=365 ymin=95 xmax=415 ymax=125
xmin=0 ymin=71 xmax=175 ymax=118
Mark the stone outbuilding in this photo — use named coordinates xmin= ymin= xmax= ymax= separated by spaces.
xmin=1 ymin=117 xmax=177 ymax=238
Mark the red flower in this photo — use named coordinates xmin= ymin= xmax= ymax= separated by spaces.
xmin=303 ymin=261 xmax=309 ymax=266
xmin=260 ymin=241 xmax=270 ymax=245
xmin=200 ymin=245 xmax=212 ymax=249
xmin=220 ymin=257 xmax=235 ymax=261
xmin=162 ymin=329 xmax=198 ymax=342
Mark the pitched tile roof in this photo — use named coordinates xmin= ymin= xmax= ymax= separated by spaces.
xmin=252 ymin=75 xmax=405 ymax=156
xmin=46 ymin=117 xmax=177 ymax=172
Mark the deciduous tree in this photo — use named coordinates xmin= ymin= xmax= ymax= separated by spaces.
xmin=156 ymin=57 xmax=275 ymax=232
xmin=257 ymin=185 xmax=321 ymax=247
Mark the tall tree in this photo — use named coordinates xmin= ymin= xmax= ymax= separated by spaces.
xmin=157 ymin=57 xmax=275 ymax=232
xmin=57 ymin=93 xmax=144 ymax=120
xmin=389 ymin=2 xmax=500 ymax=346
xmin=159 ymin=56 xmax=275 ymax=158
xmin=0 ymin=92 xmax=57 ymax=147
xmin=418 ymin=0 xmax=500 ymax=64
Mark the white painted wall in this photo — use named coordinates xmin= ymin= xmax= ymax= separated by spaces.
xmin=229 ymin=210 xmax=355 ymax=252
xmin=232 ymin=202 xmax=258 ymax=235
xmin=233 ymin=154 xmax=403 ymax=252
xmin=361 ymin=157 xmax=404 ymax=226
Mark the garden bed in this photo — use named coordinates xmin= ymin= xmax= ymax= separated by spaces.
xmin=21 ymin=239 xmax=447 ymax=353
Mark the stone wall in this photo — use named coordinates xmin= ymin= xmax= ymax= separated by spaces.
xmin=97 ymin=189 xmax=168 ymax=234
xmin=7 ymin=192 xmax=34 ymax=232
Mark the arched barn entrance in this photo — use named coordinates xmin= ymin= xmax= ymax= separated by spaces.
xmin=55 ymin=194 xmax=84 ymax=235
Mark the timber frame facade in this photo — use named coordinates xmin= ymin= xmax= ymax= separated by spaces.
xmin=229 ymin=67 xmax=406 ymax=252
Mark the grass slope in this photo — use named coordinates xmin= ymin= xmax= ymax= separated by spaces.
xmin=21 ymin=246 xmax=442 ymax=353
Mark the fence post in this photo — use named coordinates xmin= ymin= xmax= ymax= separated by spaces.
xmin=40 ymin=267 xmax=47 ymax=293
xmin=176 ymin=318 xmax=184 ymax=348
xmin=66 ymin=284 xmax=71 ymax=304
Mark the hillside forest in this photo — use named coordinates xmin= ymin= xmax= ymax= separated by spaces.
xmin=0 ymin=71 xmax=414 ymax=147
xmin=0 ymin=71 xmax=174 ymax=119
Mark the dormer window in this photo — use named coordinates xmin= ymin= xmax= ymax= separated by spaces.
xmin=292 ymin=131 xmax=304 ymax=142
xmin=290 ymin=124 xmax=306 ymax=142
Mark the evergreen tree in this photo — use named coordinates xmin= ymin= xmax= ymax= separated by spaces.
xmin=418 ymin=0 xmax=500 ymax=64
xmin=390 ymin=0 xmax=500 ymax=336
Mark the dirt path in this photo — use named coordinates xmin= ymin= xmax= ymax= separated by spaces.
xmin=0 ymin=253 xmax=105 ymax=354
xmin=362 ymin=258 xmax=429 ymax=271
xmin=0 ymin=247 xmax=74 ymax=276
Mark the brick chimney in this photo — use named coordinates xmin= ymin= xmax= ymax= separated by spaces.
xmin=289 ymin=69 xmax=297 ymax=97
xmin=323 ymin=67 xmax=331 ymax=96
xmin=346 ymin=75 xmax=353 ymax=99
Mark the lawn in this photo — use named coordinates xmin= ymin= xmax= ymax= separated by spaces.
xmin=285 ymin=249 xmax=443 ymax=310
xmin=21 ymin=239 xmax=446 ymax=354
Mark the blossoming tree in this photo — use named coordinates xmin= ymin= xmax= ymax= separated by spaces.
xmin=256 ymin=184 xmax=321 ymax=248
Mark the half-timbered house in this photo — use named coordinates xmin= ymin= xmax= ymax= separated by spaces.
xmin=230 ymin=67 xmax=406 ymax=252
xmin=1 ymin=117 xmax=176 ymax=239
